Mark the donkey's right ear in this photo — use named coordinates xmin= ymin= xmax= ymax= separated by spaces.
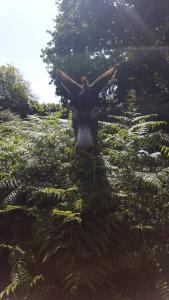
xmin=57 ymin=70 xmax=82 ymax=96
xmin=90 ymin=66 xmax=117 ymax=95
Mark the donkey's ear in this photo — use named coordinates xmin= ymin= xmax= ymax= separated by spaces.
xmin=90 ymin=66 xmax=117 ymax=95
xmin=57 ymin=70 xmax=82 ymax=96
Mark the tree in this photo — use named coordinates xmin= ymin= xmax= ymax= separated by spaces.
xmin=42 ymin=0 xmax=169 ymax=118
xmin=0 ymin=64 xmax=36 ymax=116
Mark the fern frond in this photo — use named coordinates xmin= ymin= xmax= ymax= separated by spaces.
xmin=0 ymin=179 xmax=19 ymax=190
xmin=130 ymin=121 xmax=167 ymax=134
xmin=158 ymin=280 xmax=169 ymax=300
xmin=135 ymin=172 xmax=162 ymax=191
xmin=152 ymin=247 xmax=169 ymax=300
xmin=132 ymin=114 xmax=158 ymax=124
xmin=161 ymin=146 xmax=169 ymax=157
xmin=150 ymin=152 xmax=161 ymax=160
xmin=30 ymin=275 xmax=45 ymax=289
xmin=99 ymin=121 xmax=122 ymax=133
xmin=109 ymin=115 xmax=131 ymax=126
xmin=28 ymin=187 xmax=79 ymax=209
xmin=52 ymin=208 xmax=81 ymax=223
xmin=1 ymin=187 xmax=22 ymax=206
xmin=161 ymin=133 xmax=169 ymax=145
xmin=0 ymin=281 xmax=19 ymax=300
xmin=0 ymin=244 xmax=25 ymax=255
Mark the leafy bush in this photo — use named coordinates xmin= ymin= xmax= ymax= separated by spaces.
xmin=28 ymin=102 xmax=68 ymax=118
xmin=0 ymin=110 xmax=169 ymax=300
xmin=0 ymin=65 xmax=36 ymax=117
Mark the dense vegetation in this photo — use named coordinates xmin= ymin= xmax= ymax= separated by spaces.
xmin=0 ymin=64 xmax=64 ymax=117
xmin=0 ymin=0 xmax=169 ymax=299
xmin=0 ymin=64 xmax=35 ymax=116
xmin=0 ymin=109 xmax=169 ymax=300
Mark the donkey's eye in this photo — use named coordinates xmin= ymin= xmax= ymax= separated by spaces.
xmin=71 ymin=106 xmax=78 ymax=118
xmin=91 ymin=107 xmax=99 ymax=118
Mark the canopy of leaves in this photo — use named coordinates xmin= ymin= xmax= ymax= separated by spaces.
xmin=42 ymin=0 xmax=169 ymax=117
xmin=0 ymin=110 xmax=169 ymax=299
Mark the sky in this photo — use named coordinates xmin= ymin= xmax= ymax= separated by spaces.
xmin=0 ymin=0 xmax=58 ymax=103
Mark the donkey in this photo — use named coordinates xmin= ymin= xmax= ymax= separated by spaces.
xmin=58 ymin=66 xmax=117 ymax=151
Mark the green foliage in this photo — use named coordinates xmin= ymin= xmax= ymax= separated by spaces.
xmin=0 ymin=110 xmax=169 ymax=299
xmin=42 ymin=0 xmax=169 ymax=116
xmin=0 ymin=64 xmax=37 ymax=116
xmin=28 ymin=101 xmax=68 ymax=117
xmin=0 ymin=64 xmax=66 ymax=117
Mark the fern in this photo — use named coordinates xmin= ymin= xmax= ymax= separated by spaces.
xmin=0 ymin=111 xmax=169 ymax=299
xmin=132 ymin=114 xmax=158 ymax=123
xmin=161 ymin=146 xmax=169 ymax=157
xmin=130 ymin=120 xmax=167 ymax=134
xmin=108 ymin=115 xmax=131 ymax=126
xmin=161 ymin=133 xmax=169 ymax=145
xmin=135 ymin=172 xmax=162 ymax=191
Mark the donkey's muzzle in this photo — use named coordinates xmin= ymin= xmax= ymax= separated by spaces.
xmin=76 ymin=127 xmax=94 ymax=151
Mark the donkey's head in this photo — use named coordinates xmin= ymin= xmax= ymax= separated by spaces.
xmin=58 ymin=66 xmax=117 ymax=151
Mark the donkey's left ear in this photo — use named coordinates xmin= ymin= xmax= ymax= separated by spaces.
xmin=90 ymin=66 xmax=117 ymax=95
xmin=57 ymin=70 xmax=82 ymax=96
